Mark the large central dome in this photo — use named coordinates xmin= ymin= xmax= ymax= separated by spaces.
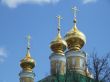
xmin=64 ymin=18 xmax=86 ymax=51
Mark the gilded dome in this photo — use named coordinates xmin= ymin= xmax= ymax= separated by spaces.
xmin=50 ymin=31 xmax=67 ymax=54
xmin=20 ymin=48 xmax=35 ymax=71
xmin=50 ymin=16 xmax=67 ymax=54
xmin=64 ymin=18 xmax=86 ymax=51
xmin=20 ymin=35 xmax=35 ymax=71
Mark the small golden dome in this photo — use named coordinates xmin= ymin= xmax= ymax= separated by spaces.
xmin=20 ymin=35 xmax=35 ymax=71
xmin=50 ymin=16 xmax=67 ymax=54
xmin=64 ymin=18 xmax=86 ymax=51
xmin=20 ymin=48 xmax=35 ymax=71
xmin=50 ymin=31 xmax=67 ymax=54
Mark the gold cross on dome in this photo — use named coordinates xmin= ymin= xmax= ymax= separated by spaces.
xmin=72 ymin=6 xmax=79 ymax=18
xmin=56 ymin=15 xmax=63 ymax=32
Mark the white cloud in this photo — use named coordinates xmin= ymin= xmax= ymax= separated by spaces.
xmin=1 ymin=0 xmax=60 ymax=8
xmin=82 ymin=0 xmax=97 ymax=4
xmin=0 ymin=48 xmax=7 ymax=63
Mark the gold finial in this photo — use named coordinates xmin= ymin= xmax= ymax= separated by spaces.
xmin=72 ymin=6 xmax=79 ymax=31
xmin=56 ymin=15 xmax=63 ymax=39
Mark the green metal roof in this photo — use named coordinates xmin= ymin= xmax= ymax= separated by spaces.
xmin=38 ymin=71 xmax=95 ymax=82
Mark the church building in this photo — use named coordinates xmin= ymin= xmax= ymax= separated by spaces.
xmin=19 ymin=6 xmax=96 ymax=82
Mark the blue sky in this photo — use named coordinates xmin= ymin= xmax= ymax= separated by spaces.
xmin=0 ymin=0 xmax=110 ymax=82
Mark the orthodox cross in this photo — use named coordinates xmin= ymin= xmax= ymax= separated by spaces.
xmin=27 ymin=35 xmax=31 ymax=49
xmin=56 ymin=15 xmax=62 ymax=32
xmin=72 ymin=6 xmax=79 ymax=18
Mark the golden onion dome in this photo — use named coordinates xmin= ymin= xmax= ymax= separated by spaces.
xmin=20 ymin=48 xmax=35 ymax=71
xmin=50 ymin=29 xmax=67 ymax=54
xmin=20 ymin=35 xmax=35 ymax=71
xmin=64 ymin=6 xmax=86 ymax=51
xmin=64 ymin=18 xmax=86 ymax=51
xmin=50 ymin=16 xmax=67 ymax=54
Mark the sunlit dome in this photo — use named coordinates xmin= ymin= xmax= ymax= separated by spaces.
xmin=64 ymin=7 xmax=86 ymax=51
xmin=50 ymin=16 xmax=67 ymax=54
xmin=20 ymin=35 xmax=36 ymax=71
